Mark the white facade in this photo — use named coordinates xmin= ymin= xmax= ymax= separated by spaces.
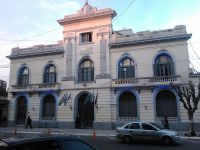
xmin=7 ymin=2 xmax=200 ymax=130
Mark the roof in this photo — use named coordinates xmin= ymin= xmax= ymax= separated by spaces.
xmin=0 ymin=135 xmax=80 ymax=145
xmin=57 ymin=2 xmax=116 ymax=25
xmin=7 ymin=44 xmax=64 ymax=60
xmin=110 ymin=25 xmax=192 ymax=48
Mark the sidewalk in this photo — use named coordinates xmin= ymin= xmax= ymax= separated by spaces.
xmin=0 ymin=127 xmax=200 ymax=140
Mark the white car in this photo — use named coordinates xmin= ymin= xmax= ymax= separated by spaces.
xmin=116 ymin=122 xmax=180 ymax=145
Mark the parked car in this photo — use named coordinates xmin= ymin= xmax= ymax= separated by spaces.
xmin=116 ymin=121 xmax=180 ymax=145
xmin=0 ymin=135 xmax=97 ymax=150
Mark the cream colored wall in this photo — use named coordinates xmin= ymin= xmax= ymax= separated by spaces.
xmin=63 ymin=27 xmax=111 ymax=79
xmin=63 ymin=17 xmax=112 ymax=32
xmin=9 ymin=54 xmax=64 ymax=87
xmin=110 ymin=41 xmax=190 ymax=82
xmin=139 ymin=90 xmax=155 ymax=122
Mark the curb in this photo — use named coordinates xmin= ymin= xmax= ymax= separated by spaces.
xmin=1 ymin=130 xmax=200 ymax=140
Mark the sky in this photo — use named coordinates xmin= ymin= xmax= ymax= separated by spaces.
xmin=1 ymin=0 xmax=200 ymax=85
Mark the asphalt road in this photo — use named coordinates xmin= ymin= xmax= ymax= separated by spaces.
xmin=0 ymin=133 xmax=200 ymax=150
xmin=82 ymin=136 xmax=200 ymax=150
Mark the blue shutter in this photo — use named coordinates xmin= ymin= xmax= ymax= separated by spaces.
xmin=169 ymin=63 xmax=175 ymax=76
xmin=118 ymin=66 xmax=123 ymax=79
xmin=153 ymin=64 xmax=158 ymax=76
xmin=128 ymin=65 xmax=135 ymax=78
xmin=91 ymin=67 xmax=94 ymax=81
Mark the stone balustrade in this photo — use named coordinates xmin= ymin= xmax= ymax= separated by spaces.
xmin=112 ymin=76 xmax=181 ymax=87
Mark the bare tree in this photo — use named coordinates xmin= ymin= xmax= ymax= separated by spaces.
xmin=171 ymin=81 xmax=200 ymax=136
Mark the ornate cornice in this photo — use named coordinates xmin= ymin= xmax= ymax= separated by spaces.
xmin=109 ymin=34 xmax=192 ymax=48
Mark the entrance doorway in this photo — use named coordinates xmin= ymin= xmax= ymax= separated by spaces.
xmin=77 ymin=93 xmax=94 ymax=129
xmin=16 ymin=96 xmax=27 ymax=125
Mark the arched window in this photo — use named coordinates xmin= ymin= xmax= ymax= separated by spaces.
xmin=154 ymin=54 xmax=174 ymax=76
xmin=156 ymin=90 xmax=178 ymax=117
xmin=18 ymin=67 xmax=29 ymax=86
xmin=118 ymin=58 xmax=135 ymax=79
xmin=44 ymin=64 xmax=56 ymax=83
xmin=78 ymin=59 xmax=94 ymax=82
xmin=42 ymin=95 xmax=56 ymax=119
xmin=119 ymin=92 xmax=137 ymax=117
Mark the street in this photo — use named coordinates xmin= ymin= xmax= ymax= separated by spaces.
xmin=82 ymin=136 xmax=200 ymax=150
xmin=0 ymin=132 xmax=200 ymax=149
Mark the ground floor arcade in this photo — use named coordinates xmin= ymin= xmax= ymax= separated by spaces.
xmin=7 ymin=85 xmax=200 ymax=130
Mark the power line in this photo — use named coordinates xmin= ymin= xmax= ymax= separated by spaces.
xmin=189 ymin=40 xmax=200 ymax=60
xmin=113 ymin=0 xmax=136 ymax=22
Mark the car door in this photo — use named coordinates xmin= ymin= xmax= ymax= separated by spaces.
xmin=129 ymin=123 xmax=143 ymax=141
xmin=141 ymin=123 xmax=160 ymax=142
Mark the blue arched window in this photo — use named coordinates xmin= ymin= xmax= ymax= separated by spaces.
xmin=78 ymin=59 xmax=94 ymax=82
xmin=154 ymin=54 xmax=174 ymax=76
xmin=18 ymin=67 xmax=29 ymax=86
xmin=118 ymin=58 xmax=135 ymax=79
xmin=43 ymin=64 xmax=56 ymax=83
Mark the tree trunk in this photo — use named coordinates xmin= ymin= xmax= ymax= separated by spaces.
xmin=188 ymin=113 xmax=196 ymax=136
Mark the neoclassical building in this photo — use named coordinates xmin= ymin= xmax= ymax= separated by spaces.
xmin=7 ymin=2 xmax=200 ymax=130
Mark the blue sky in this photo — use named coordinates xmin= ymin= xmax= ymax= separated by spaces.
xmin=1 ymin=0 xmax=200 ymax=83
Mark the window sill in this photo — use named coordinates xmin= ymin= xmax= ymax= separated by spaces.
xmin=79 ymin=42 xmax=94 ymax=45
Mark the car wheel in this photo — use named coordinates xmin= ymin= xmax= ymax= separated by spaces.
xmin=162 ymin=137 xmax=173 ymax=146
xmin=123 ymin=136 xmax=131 ymax=144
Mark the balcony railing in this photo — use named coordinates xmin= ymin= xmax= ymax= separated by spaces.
xmin=12 ymin=84 xmax=36 ymax=89
xmin=112 ymin=76 xmax=181 ymax=87
xmin=113 ymin=78 xmax=138 ymax=85
xmin=11 ymin=83 xmax=60 ymax=91
xmin=118 ymin=117 xmax=139 ymax=122
xmin=38 ymin=83 xmax=60 ymax=88
xmin=149 ymin=75 xmax=180 ymax=83
xmin=156 ymin=117 xmax=179 ymax=122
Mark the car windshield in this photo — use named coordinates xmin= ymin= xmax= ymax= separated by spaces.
xmin=149 ymin=123 xmax=164 ymax=129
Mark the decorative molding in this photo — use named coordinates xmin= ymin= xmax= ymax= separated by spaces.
xmin=96 ymin=31 xmax=109 ymax=40
xmin=96 ymin=73 xmax=111 ymax=79
xmin=109 ymin=34 xmax=192 ymax=48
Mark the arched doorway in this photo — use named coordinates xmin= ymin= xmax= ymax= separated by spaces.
xmin=42 ymin=95 xmax=56 ymax=120
xmin=156 ymin=90 xmax=178 ymax=118
xmin=16 ymin=96 xmax=27 ymax=125
xmin=118 ymin=91 xmax=138 ymax=119
xmin=77 ymin=93 xmax=94 ymax=129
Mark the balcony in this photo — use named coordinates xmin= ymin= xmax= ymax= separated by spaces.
xmin=11 ymin=83 xmax=60 ymax=92
xmin=38 ymin=83 xmax=60 ymax=89
xmin=112 ymin=75 xmax=181 ymax=87
xmin=156 ymin=117 xmax=179 ymax=122
xmin=118 ymin=117 xmax=139 ymax=122
xmin=149 ymin=75 xmax=181 ymax=83
xmin=112 ymin=78 xmax=139 ymax=87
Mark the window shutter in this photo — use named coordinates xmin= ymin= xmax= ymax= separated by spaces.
xmin=91 ymin=67 xmax=94 ymax=81
xmin=54 ymin=73 xmax=57 ymax=83
xmin=78 ymin=68 xmax=81 ymax=82
xmin=128 ymin=65 xmax=135 ymax=78
xmin=153 ymin=64 xmax=158 ymax=76
xmin=169 ymin=63 xmax=175 ymax=76
xmin=118 ymin=66 xmax=123 ymax=79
